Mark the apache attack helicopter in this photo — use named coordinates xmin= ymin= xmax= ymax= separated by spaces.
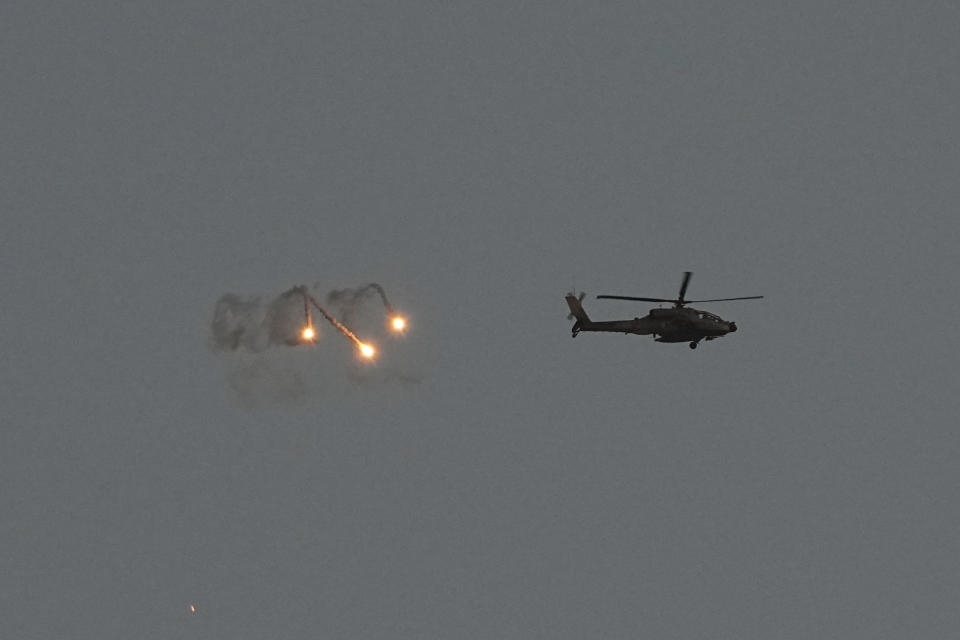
xmin=565 ymin=272 xmax=763 ymax=349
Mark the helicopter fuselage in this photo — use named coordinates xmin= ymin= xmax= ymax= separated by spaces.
xmin=565 ymin=272 xmax=761 ymax=349
xmin=574 ymin=306 xmax=735 ymax=341
xmin=566 ymin=295 xmax=739 ymax=348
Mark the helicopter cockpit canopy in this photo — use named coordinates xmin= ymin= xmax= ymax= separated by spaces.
xmin=696 ymin=309 xmax=724 ymax=323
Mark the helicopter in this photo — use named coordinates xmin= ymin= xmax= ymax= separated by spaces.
xmin=565 ymin=272 xmax=763 ymax=349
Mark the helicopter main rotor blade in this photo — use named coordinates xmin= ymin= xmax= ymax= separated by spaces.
xmin=685 ymin=296 xmax=765 ymax=303
xmin=678 ymin=271 xmax=692 ymax=303
xmin=596 ymin=295 xmax=676 ymax=303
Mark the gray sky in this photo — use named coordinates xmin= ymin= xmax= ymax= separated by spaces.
xmin=3 ymin=2 xmax=959 ymax=638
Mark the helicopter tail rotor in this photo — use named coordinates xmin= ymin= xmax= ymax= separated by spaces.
xmin=565 ymin=292 xmax=592 ymax=338
xmin=566 ymin=291 xmax=587 ymax=320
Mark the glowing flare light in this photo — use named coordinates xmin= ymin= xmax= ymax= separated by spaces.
xmin=306 ymin=295 xmax=377 ymax=360
xmin=390 ymin=316 xmax=407 ymax=332
xmin=301 ymin=326 xmax=315 ymax=341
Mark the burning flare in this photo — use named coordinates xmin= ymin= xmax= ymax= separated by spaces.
xmin=390 ymin=315 xmax=407 ymax=332
xmin=301 ymin=325 xmax=315 ymax=341
xmin=305 ymin=294 xmax=377 ymax=360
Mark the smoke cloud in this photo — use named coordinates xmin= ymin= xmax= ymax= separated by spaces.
xmin=225 ymin=357 xmax=309 ymax=411
xmin=209 ymin=282 xmax=420 ymax=409
xmin=325 ymin=282 xmax=393 ymax=324
xmin=210 ymin=286 xmax=308 ymax=353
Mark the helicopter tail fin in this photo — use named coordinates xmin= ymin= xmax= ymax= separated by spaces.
xmin=565 ymin=293 xmax=591 ymax=330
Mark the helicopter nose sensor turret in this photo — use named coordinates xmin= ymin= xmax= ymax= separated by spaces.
xmin=728 ymin=322 xmax=738 ymax=332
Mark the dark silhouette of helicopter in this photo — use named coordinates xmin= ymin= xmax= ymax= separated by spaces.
xmin=565 ymin=272 xmax=763 ymax=349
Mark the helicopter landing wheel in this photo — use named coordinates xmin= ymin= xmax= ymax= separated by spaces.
xmin=689 ymin=341 xmax=698 ymax=349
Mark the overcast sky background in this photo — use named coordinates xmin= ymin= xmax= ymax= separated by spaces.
xmin=3 ymin=2 xmax=959 ymax=638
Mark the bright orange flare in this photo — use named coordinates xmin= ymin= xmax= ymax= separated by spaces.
xmin=390 ymin=316 xmax=407 ymax=332
xmin=301 ymin=326 xmax=315 ymax=341
xmin=189 ymin=604 xmax=197 ymax=614
xmin=306 ymin=295 xmax=377 ymax=358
